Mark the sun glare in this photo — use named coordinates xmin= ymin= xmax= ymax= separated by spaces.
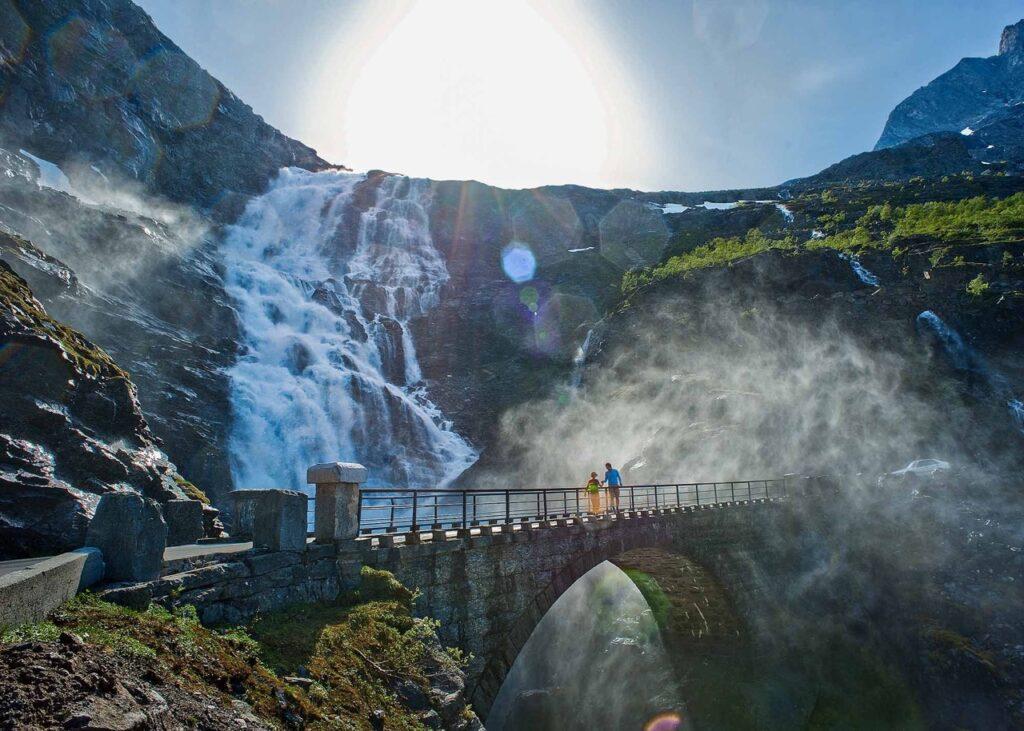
xmin=312 ymin=0 xmax=633 ymax=189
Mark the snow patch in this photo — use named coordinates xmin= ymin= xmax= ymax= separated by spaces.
xmin=960 ymin=127 xmax=974 ymax=136
xmin=568 ymin=246 xmax=596 ymax=253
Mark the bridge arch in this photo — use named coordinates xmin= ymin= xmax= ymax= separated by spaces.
xmin=361 ymin=499 xmax=786 ymax=720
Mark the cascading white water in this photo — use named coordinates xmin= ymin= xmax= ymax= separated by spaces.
xmin=917 ymin=310 xmax=1024 ymax=435
xmin=569 ymin=328 xmax=594 ymax=388
xmin=222 ymin=167 xmax=477 ymax=491
xmin=838 ymin=252 xmax=880 ymax=287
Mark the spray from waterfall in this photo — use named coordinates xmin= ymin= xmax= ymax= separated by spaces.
xmin=222 ymin=168 xmax=477 ymax=491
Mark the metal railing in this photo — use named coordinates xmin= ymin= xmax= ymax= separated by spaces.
xmin=353 ymin=478 xmax=788 ymax=536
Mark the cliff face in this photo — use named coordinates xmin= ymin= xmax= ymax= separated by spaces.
xmin=0 ymin=0 xmax=327 ymax=213
xmin=0 ymin=146 xmax=238 ymax=508
xmin=876 ymin=20 xmax=1024 ymax=151
xmin=0 ymin=253 xmax=195 ymax=558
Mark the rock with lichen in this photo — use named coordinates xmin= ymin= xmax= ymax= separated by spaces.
xmin=0 ymin=257 xmax=199 ymax=558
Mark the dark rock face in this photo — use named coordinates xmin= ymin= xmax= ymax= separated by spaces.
xmin=0 ymin=257 xmax=192 ymax=558
xmin=0 ymin=148 xmax=238 ymax=507
xmin=0 ymin=0 xmax=327 ymax=212
xmin=876 ymin=19 xmax=1024 ymax=150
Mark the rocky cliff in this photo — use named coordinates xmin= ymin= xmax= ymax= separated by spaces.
xmin=876 ymin=19 xmax=1024 ymax=151
xmin=0 ymin=0 xmax=327 ymax=213
xmin=0 ymin=252 xmax=200 ymax=557
xmin=0 ymin=145 xmax=238 ymax=507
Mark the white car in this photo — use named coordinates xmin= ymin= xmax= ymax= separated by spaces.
xmin=881 ymin=459 xmax=951 ymax=485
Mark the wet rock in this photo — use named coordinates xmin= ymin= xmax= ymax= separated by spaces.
xmin=0 ymin=258 xmax=191 ymax=558
xmin=394 ymin=679 xmax=431 ymax=711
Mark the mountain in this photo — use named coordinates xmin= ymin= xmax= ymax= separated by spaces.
xmin=876 ymin=19 xmax=1024 ymax=150
xmin=0 ymin=0 xmax=327 ymax=214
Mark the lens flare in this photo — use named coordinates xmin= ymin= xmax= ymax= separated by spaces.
xmin=644 ymin=712 xmax=684 ymax=731
xmin=519 ymin=286 xmax=539 ymax=314
xmin=502 ymin=242 xmax=536 ymax=283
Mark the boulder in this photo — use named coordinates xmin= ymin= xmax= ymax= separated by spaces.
xmin=85 ymin=493 xmax=167 ymax=582
xmin=163 ymin=500 xmax=204 ymax=546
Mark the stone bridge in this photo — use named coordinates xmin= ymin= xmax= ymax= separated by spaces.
xmin=4 ymin=464 xmax=814 ymax=721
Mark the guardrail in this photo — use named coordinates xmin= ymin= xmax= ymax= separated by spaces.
xmin=353 ymin=479 xmax=789 ymax=536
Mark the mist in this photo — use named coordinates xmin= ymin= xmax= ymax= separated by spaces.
xmin=488 ymin=561 xmax=686 ymax=731
xmin=484 ymin=283 xmax=1019 ymax=491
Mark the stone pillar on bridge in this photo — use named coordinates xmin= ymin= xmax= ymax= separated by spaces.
xmin=307 ymin=462 xmax=368 ymax=544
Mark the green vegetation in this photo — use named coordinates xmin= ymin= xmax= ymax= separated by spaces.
xmin=622 ymin=229 xmax=798 ymax=294
xmin=966 ymin=273 xmax=991 ymax=297
xmin=621 ymin=190 xmax=1024 ymax=296
xmin=173 ymin=474 xmax=210 ymax=504
xmin=2 ymin=568 xmax=472 ymax=730
xmin=891 ymin=193 xmax=1024 ymax=242
xmin=0 ymin=259 xmax=127 ymax=381
xmin=620 ymin=568 xmax=670 ymax=630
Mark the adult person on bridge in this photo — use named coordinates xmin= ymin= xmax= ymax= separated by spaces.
xmin=585 ymin=472 xmax=602 ymax=515
xmin=603 ymin=462 xmax=623 ymax=512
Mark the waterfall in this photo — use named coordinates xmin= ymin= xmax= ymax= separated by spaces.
xmin=916 ymin=310 xmax=977 ymax=371
xmin=569 ymin=328 xmax=594 ymax=388
xmin=222 ymin=167 xmax=478 ymax=491
xmin=838 ymin=252 xmax=880 ymax=287
xmin=917 ymin=310 xmax=1024 ymax=434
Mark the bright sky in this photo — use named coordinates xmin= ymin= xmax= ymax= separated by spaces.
xmin=137 ymin=0 xmax=1024 ymax=192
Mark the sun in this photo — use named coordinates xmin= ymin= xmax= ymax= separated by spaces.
xmin=312 ymin=0 xmax=626 ymax=189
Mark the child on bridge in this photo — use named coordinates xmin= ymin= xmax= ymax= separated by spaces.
xmin=585 ymin=472 xmax=602 ymax=515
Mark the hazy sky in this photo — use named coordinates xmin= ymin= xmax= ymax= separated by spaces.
xmin=136 ymin=0 xmax=1023 ymax=192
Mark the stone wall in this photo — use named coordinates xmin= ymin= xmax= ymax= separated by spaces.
xmin=100 ymin=542 xmax=364 ymax=626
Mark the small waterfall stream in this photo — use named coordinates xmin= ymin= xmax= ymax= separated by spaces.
xmin=837 ymin=252 xmax=880 ymax=287
xmin=222 ymin=168 xmax=477 ymax=491
xmin=917 ymin=310 xmax=1024 ymax=435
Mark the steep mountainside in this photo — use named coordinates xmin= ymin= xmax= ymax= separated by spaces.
xmin=0 ymin=0 xmax=327 ymax=213
xmin=0 ymin=254 xmax=201 ymax=557
xmin=877 ymin=20 xmax=1024 ymax=150
xmin=0 ymin=146 xmax=238 ymax=505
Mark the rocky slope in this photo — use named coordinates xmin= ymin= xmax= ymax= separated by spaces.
xmin=0 ymin=0 xmax=327 ymax=214
xmin=0 ymin=145 xmax=238 ymax=506
xmin=0 ymin=569 xmax=483 ymax=730
xmin=0 ymin=253 xmax=198 ymax=557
